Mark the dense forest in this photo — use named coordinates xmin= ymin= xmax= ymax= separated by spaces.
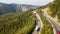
xmin=0 ymin=10 xmax=35 ymax=34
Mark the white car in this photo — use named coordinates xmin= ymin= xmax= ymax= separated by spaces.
xmin=34 ymin=26 xmax=40 ymax=31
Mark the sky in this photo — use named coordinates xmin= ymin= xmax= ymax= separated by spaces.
xmin=0 ymin=0 xmax=54 ymax=6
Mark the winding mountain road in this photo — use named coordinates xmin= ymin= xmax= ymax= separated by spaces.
xmin=32 ymin=10 xmax=43 ymax=34
xmin=41 ymin=9 xmax=60 ymax=34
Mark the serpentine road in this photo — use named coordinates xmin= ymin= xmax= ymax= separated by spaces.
xmin=32 ymin=10 xmax=43 ymax=34
xmin=41 ymin=9 xmax=60 ymax=34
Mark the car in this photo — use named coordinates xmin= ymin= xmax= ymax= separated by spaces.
xmin=34 ymin=26 xmax=40 ymax=32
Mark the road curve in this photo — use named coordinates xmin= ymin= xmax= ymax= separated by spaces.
xmin=41 ymin=9 xmax=60 ymax=34
xmin=32 ymin=10 xmax=43 ymax=34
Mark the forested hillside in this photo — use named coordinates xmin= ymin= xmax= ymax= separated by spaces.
xmin=0 ymin=0 xmax=60 ymax=34
xmin=36 ymin=9 xmax=53 ymax=34
xmin=0 ymin=3 xmax=16 ymax=14
xmin=0 ymin=10 xmax=35 ymax=34
xmin=46 ymin=0 xmax=60 ymax=22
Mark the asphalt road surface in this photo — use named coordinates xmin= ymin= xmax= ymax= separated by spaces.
xmin=32 ymin=10 xmax=43 ymax=34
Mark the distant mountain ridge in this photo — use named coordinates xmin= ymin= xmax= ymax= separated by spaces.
xmin=0 ymin=3 xmax=37 ymax=15
xmin=16 ymin=4 xmax=37 ymax=12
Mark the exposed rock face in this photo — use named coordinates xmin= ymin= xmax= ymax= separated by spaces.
xmin=16 ymin=4 xmax=37 ymax=12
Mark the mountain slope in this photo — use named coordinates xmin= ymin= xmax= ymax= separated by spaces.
xmin=42 ymin=0 xmax=60 ymax=22
xmin=0 ymin=3 xmax=37 ymax=15
xmin=0 ymin=10 xmax=35 ymax=34
xmin=36 ymin=9 xmax=53 ymax=34
xmin=0 ymin=3 xmax=16 ymax=14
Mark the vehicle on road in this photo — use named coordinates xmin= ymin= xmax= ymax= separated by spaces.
xmin=34 ymin=26 xmax=40 ymax=32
